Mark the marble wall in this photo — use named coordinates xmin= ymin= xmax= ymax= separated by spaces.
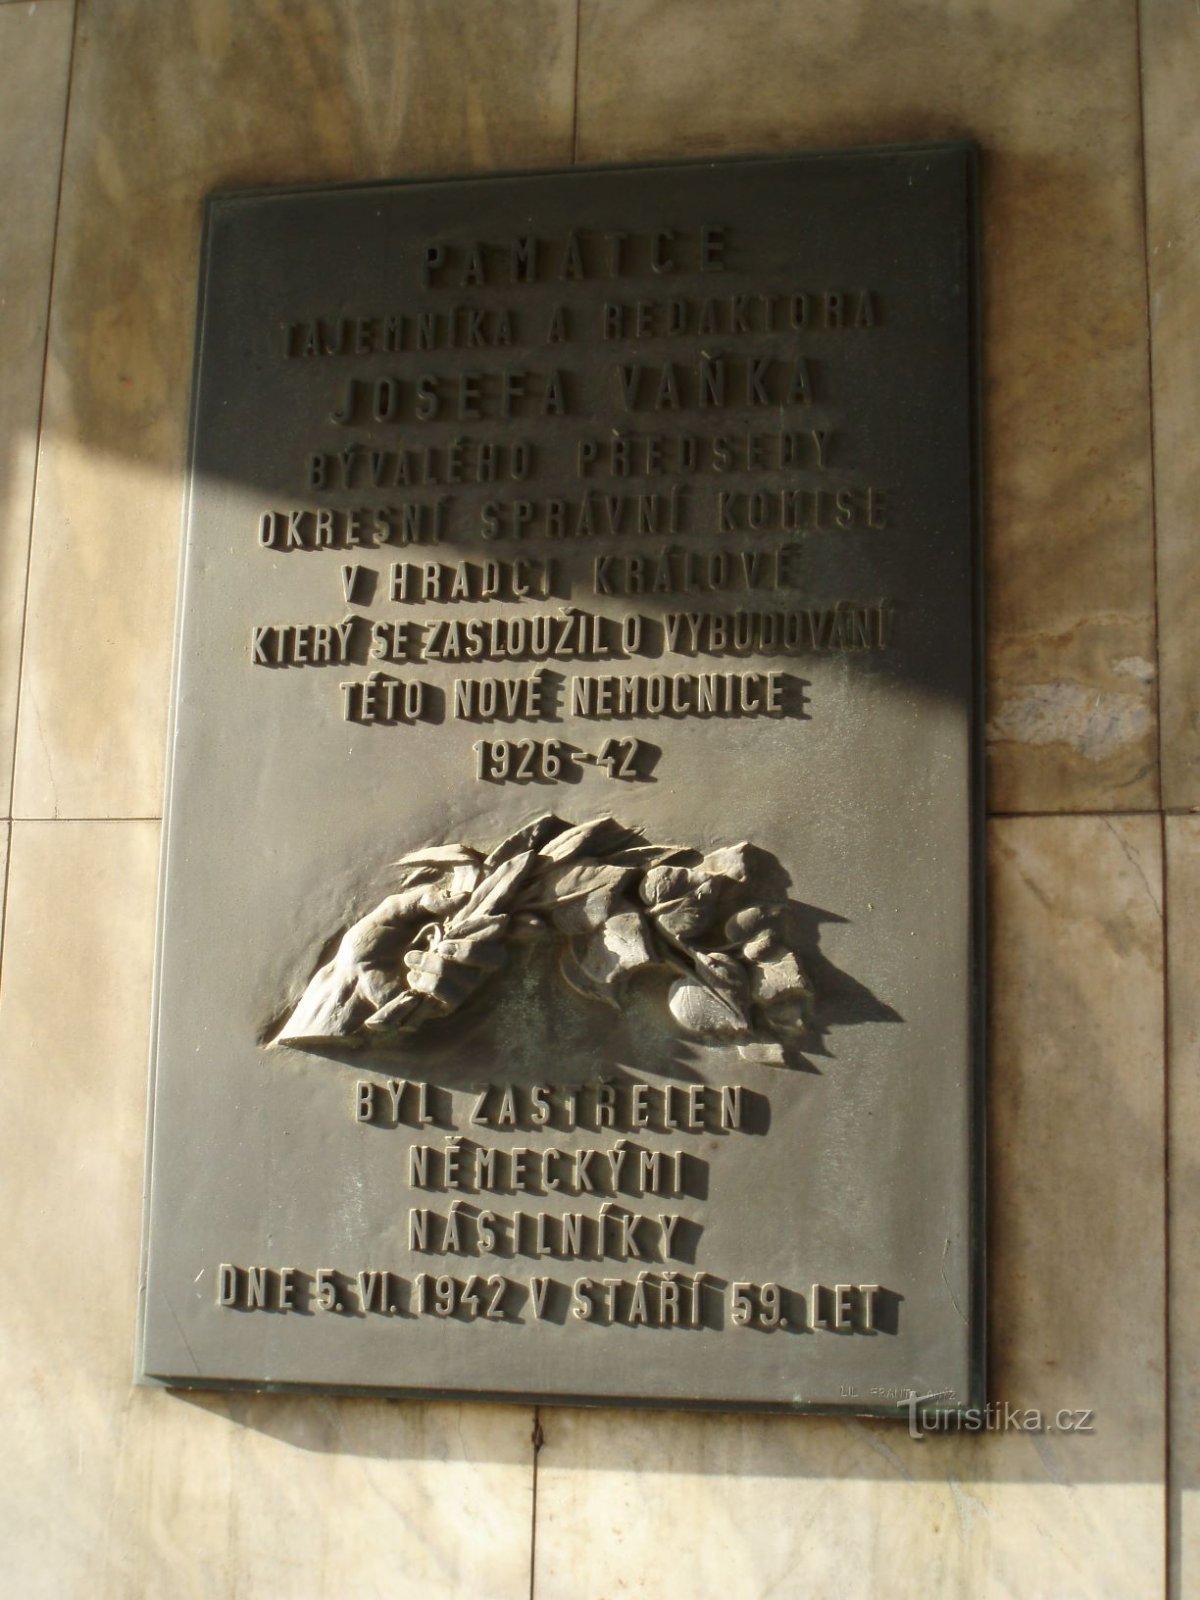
xmin=0 ymin=1 xmax=1194 ymax=1594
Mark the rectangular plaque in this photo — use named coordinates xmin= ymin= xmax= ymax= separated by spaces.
xmin=139 ymin=146 xmax=984 ymax=1414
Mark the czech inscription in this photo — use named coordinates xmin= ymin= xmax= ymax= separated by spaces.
xmin=249 ymin=215 xmax=892 ymax=765
xmin=140 ymin=149 xmax=983 ymax=1414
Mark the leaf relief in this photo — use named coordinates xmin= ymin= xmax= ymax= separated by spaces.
xmin=272 ymin=814 xmax=814 ymax=1052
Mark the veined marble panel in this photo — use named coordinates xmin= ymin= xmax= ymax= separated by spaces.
xmin=0 ymin=820 xmax=536 ymax=1598
xmin=11 ymin=0 xmax=577 ymax=819
xmin=1142 ymin=0 xmax=1200 ymax=810
xmin=0 ymin=0 xmax=73 ymax=811
xmin=533 ymin=815 xmax=1166 ymax=1599
xmin=575 ymin=0 xmax=1157 ymax=814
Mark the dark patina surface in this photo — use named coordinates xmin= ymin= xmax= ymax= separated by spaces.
xmin=139 ymin=146 xmax=984 ymax=1414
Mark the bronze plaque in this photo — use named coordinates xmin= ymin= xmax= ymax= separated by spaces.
xmin=139 ymin=146 xmax=984 ymax=1414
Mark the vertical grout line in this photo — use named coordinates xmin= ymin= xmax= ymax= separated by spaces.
xmin=0 ymin=820 xmax=9 ymax=1001
xmin=1162 ymin=810 xmax=1175 ymax=1600
xmin=570 ymin=0 xmax=582 ymax=165
xmin=0 ymin=812 xmax=11 ymax=999
xmin=1133 ymin=6 xmax=1172 ymax=1594
xmin=528 ymin=1406 xmax=543 ymax=1600
xmin=1133 ymin=0 xmax=1166 ymax=808
xmin=0 ymin=0 xmax=80 ymax=1007
xmin=4 ymin=0 xmax=79 ymax=826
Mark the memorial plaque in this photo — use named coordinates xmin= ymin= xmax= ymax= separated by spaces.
xmin=138 ymin=146 xmax=984 ymax=1414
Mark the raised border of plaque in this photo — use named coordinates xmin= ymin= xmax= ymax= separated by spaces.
xmin=138 ymin=144 xmax=985 ymax=1416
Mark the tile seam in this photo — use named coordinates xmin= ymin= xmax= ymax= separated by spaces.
xmin=987 ymin=809 xmax=1167 ymax=821
xmin=1133 ymin=0 xmax=1167 ymax=812
xmin=1132 ymin=2 xmax=1171 ymax=1581
xmin=0 ymin=0 xmax=79 ymax=1008
xmin=1 ymin=809 xmax=1183 ymax=825
xmin=8 ymin=816 xmax=163 ymax=825
xmin=1161 ymin=808 xmax=1175 ymax=1600
xmin=570 ymin=0 xmax=582 ymax=165
xmin=528 ymin=1405 xmax=542 ymax=1600
xmin=4 ymin=0 xmax=79 ymax=826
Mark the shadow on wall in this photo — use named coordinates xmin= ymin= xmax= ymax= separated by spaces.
xmin=171 ymin=1381 xmax=1150 ymax=1488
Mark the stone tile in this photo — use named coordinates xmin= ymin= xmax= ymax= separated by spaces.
xmin=533 ymin=816 xmax=1166 ymax=1599
xmin=576 ymin=0 xmax=1158 ymax=813
xmin=1167 ymin=817 xmax=1200 ymax=1598
xmin=0 ymin=820 xmax=535 ymax=1597
xmin=11 ymin=0 xmax=577 ymax=820
xmin=0 ymin=0 xmax=73 ymax=814
xmin=1143 ymin=2 xmax=1200 ymax=810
